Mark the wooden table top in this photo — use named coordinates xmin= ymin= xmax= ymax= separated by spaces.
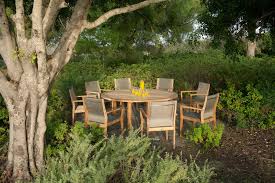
xmin=101 ymin=89 xmax=178 ymax=103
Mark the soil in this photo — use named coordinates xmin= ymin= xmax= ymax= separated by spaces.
xmin=163 ymin=127 xmax=275 ymax=183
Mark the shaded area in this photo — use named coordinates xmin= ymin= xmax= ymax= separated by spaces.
xmin=168 ymin=126 xmax=275 ymax=183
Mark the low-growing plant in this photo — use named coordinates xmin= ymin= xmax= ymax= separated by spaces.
xmin=46 ymin=121 xmax=104 ymax=156
xmin=0 ymin=127 xmax=7 ymax=147
xmin=219 ymin=83 xmax=273 ymax=128
xmin=0 ymin=97 xmax=8 ymax=148
xmin=36 ymin=130 xmax=214 ymax=183
xmin=188 ymin=124 xmax=224 ymax=150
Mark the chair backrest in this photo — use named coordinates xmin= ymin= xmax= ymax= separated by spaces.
xmin=69 ymin=87 xmax=77 ymax=104
xmin=85 ymin=81 xmax=101 ymax=93
xmin=156 ymin=78 xmax=174 ymax=92
xmin=114 ymin=78 xmax=131 ymax=90
xmin=201 ymin=93 xmax=219 ymax=120
xmin=197 ymin=82 xmax=210 ymax=95
xmin=83 ymin=97 xmax=107 ymax=124
xmin=147 ymin=100 xmax=177 ymax=128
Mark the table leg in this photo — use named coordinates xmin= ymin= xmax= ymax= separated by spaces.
xmin=127 ymin=102 xmax=132 ymax=129
xmin=112 ymin=100 xmax=117 ymax=115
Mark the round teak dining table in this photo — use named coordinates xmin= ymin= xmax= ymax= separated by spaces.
xmin=101 ymin=89 xmax=178 ymax=129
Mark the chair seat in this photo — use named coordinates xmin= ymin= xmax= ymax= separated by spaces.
xmin=149 ymin=118 xmax=174 ymax=128
xmin=75 ymin=105 xmax=85 ymax=113
xmin=86 ymin=110 xmax=122 ymax=124
xmin=183 ymin=111 xmax=200 ymax=119
xmin=192 ymin=96 xmax=205 ymax=104
xmin=183 ymin=96 xmax=205 ymax=105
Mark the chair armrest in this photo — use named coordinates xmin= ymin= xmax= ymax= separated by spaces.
xmin=190 ymin=93 xmax=207 ymax=97
xmin=73 ymin=100 xmax=83 ymax=103
xmin=180 ymin=90 xmax=197 ymax=100
xmin=101 ymin=89 xmax=113 ymax=92
xmin=77 ymin=95 xmax=87 ymax=98
xmin=86 ymin=92 xmax=100 ymax=98
xmin=180 ymin=104 xmax=202 ymax=111
xmin=106 ymin=107 xmax=122 ymax=114
xmin=181 ymin=90 xmax=197 ymax=93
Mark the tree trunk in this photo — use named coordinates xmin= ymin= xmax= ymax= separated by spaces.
xmin=4 ymin=77 xmax=49 ymax=180
xmin=247 ymin=40 xmax=256 ymax=57
xmin=11 ymin=104 xmax=31 ymax=180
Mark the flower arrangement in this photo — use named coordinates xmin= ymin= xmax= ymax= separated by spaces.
xmin=131 ymin=80 xmax=149 ymax=97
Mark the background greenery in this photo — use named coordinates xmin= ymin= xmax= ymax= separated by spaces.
xmin=49 ymin=48 xmax=275 ymax=129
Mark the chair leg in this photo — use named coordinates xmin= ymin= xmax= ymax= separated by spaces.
xmin=104 ymin=127 xmax=107 ymax=137
xmin=180 ymin=107 xmax=183 ymax=137
xmin=120 ymin=109 xmax=124 ymax=134
xmin=120 ymin=119 xmax=124 ymax=135
xmin=166 ymin=131 xmax=168 ymax=141
xmin=84 ymin=120 xmax=88 ymax=128
xmin=192 ymin=122 xmax=195 ymax=128
xmin=72 ymin=109 xmax=75 ymax=124
xmin=140 ymin=112 xmax=144 ymax=135
xmin=112 ymin=101 xmax=117 ymax=114
xmin=173 ymin=129 xmax=176 ymax=149
xmin=213 ymin=116 xmax=217 ymax=128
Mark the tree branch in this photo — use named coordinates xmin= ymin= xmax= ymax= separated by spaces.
xmin=43 ymin=0 xmax=68 ymax=38
xmin=49 ymin=0 xmax=166 ymax=81
xmin=15 ymin=0 xmax=26 ymax=45
xmin=32 ymin=0 xmax=49 ymax=92
xmin=83 ymin=0 xmax=166 ymax=30
xmin=0 ymin=0 xmax=23 ymax=82
xmin=48 ymin=0 xmax=91 ymax=81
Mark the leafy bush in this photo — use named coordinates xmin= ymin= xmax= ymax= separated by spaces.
xmin=46 ymin=122 xmax=104 ymax=156
xmin=219 ymin=83 xmax=274 ymax=128
xmin=0 ymin=97 xmax=8 ymax=147
xmin=0 ymin=127 xmax=7 ymax=147
xmin=36 ymin=130 xmax=214 ymax=183
xmin=188 ymin=124 xmax=224 ymax=150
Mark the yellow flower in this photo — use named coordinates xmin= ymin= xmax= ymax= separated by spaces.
xmin=140 ymin=80 xmax=145 ymax=90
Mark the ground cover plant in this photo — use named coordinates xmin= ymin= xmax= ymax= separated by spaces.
xmin=36 ymin=129 xmax=215 ymax=183
xmin=188 ymin=124 xmax=224 ymax=150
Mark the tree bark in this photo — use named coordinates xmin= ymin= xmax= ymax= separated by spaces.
xmin=247 ymin=40 xmax=256 ymax=57
xmin=35 ymin=95 xmax=48 ymax=171
xmin=11 ymin=102 xmax=31 ymax=180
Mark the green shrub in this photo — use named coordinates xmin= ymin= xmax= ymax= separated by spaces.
xmin=0 ymin=127 xmax=7 ymax=147
xmin=0 ymin=97 xmax=8 ymax=148
xmin=46 ymin=121 xmax=104 ymax=156
xmin=219 ymin=83 xmax=274 ymax=128
xmin=188 ymin=124 xmax=224 ymax=150
xmin=36 ymin=131 xmax=214 ymax=183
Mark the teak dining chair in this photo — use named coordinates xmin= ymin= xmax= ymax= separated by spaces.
xmin=140 ymin=100 xmax=177 ymax=149
xmin=85 ymin=80 xmax=113 ymax=108
xmin=85 ymin=81 xmax=101 ymax=98
xmin=156 ymin=78 xmax=174 ymax=92
xmin=114 ymin=78 xmax=131 ymax=90
xmin=69 ymin=87 xmax=85 ymax=123
xmin=83 ymin=97 xmax=125 ymax=136
xmin=179 ymin=93 xmax=219 ymax=136
xmin=180 ymin=82 xmax=210 ymax=106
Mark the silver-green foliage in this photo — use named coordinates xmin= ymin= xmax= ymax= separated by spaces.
xmin=36 ymin=130 xmax=214 ymax=183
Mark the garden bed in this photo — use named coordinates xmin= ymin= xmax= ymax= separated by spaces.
xmin=170 ymin=127 xmax=275 ymax=183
